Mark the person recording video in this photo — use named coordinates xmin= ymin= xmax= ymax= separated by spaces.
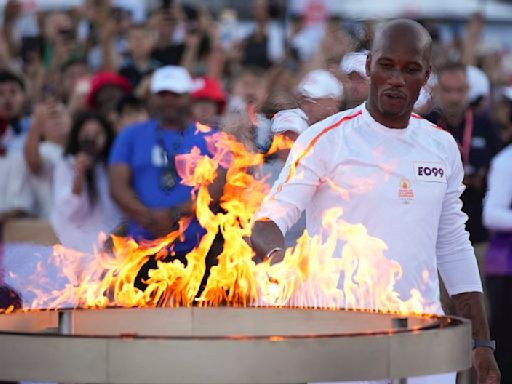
xmin=51 ymin=111 xmax=121 ymax=254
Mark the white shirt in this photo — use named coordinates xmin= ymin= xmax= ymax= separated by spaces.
xmin=483 ymin=144 xmax=512 ymax=231
xmin=30 ymin=142 xmax=63 ymax=219
xmin=0 ymin=151 xmax=34 ymax=214
xmin=51 ymin=157 xmax=122 ymax=254
xmin=257 ymin=104 xmax=482 ymax=313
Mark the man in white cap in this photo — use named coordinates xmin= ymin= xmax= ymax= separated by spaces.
xmin=340 ymin=51 xmax=369 ymax=109
xmin=296 ymin=69 xmax=343 ymax=125
xmin=108 ymin=65 xmax=225 ymax=291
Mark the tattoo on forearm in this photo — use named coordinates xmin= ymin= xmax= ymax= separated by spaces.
xmin=452 ymin=292 xmax=490 ymax=340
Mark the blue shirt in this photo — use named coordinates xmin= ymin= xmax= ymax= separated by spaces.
xmin=109 ymin=120 xmax=215 ymax=253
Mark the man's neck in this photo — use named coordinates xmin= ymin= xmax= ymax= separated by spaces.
xmin=159 ymin=119 xmax=187 ymax=132
xmin=366 ymin=102 xmax=410 ymax=129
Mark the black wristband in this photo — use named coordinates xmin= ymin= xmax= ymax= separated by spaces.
xmin=472 ymin=339 xmax=496 ymax=351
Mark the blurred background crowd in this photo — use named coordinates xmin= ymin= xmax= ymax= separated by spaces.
xmin=0 ymin=0 xmax=512 ymax=380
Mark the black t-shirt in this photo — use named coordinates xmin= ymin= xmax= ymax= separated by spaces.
xmin=241 ymin=33 xmax=272 ymax=69
xmin=118 ymin=58 xmax=162 ymax=88
xmin=424 ymin=109 xmax=500 ymax=243
xmin=151 ymin=43 xmax=185 ymax=66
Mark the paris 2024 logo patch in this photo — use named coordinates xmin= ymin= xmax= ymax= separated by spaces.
xmin=398 ymin=178 xmax=415 ymax=204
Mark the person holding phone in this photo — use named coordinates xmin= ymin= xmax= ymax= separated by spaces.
xmin=51 ymin=111 xmax=121 ymax=253
xmin=24 ymin=98 xmax=71 ymax=219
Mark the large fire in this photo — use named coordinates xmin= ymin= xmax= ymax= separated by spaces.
xmin=4 ymin=123 xmax=427 ymax=314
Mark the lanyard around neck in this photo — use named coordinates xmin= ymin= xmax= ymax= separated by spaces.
xmin=155 ymin=125 xmax=184 ymax=166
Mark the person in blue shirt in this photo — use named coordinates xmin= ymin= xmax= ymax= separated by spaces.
xmin=108 ymin=66 xmax=225 ymax=291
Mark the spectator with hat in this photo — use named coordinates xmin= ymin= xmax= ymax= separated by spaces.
xmin=86 ymin=71 xmax=132 ymax=123
xmin=296 ymin=69 xmax=343 ymax=125
xmin=190 ymin=76 xmax=226 ymax=128
xmin=108 ymin=65 xmax=225 ymax=291
xmin=340 ymin=51 xmax=369 ymax=110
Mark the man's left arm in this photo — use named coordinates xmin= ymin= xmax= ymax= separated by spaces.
xmin=436 ymin=136 xmax=500 ymax=384
xmin=451 ymin=292 xmax=500 ymax=384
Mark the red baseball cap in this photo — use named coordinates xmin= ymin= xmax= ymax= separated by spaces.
xmin=86 ymin=71 xmax=132 ymax=108
xmin=191 ymin=77 xmax=226 ymax=112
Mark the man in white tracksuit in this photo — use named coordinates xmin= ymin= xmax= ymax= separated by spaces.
xmin=250 ymin=19 xmax=500 ymax=384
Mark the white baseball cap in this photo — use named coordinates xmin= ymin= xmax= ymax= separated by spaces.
xmin=150 ymin=66 xmax=193 ymax=94
xmin=297 ymin=70 xmax=343 ymax=100
xmin=340 ymin=51 xmax=368 ymax=78
xmin=466 ymin=65 xmax=490 ymax=103
xmin=271 ymin=108 xmax=309 ymax=135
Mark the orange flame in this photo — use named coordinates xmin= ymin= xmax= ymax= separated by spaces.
xmin=8 ymin=124 xmax=427 ymax=315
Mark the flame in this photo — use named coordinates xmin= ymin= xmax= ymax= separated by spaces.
xmin=4 ymin=123 xmax=428 ymax=315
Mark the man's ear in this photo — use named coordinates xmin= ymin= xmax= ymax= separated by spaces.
xmin=365 ymin=54 xmax=371 ymax=78
xmin=424 ymin=64 xmax=432 ymax=86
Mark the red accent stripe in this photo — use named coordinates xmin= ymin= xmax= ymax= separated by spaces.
xmin=412 ymin=113 xmax=449 ymax=133
xmin=280 ymin=110 xmax=362 ymax=188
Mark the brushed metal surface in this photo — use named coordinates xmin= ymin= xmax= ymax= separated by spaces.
xmin=0 ymin=307 xmax=471 ymax=383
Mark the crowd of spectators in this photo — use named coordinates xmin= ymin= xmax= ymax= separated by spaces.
xmin=0 ymin=0 xmax=512 ymax=380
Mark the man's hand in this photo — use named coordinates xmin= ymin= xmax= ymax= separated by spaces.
xmin=144 ymin=209 xmax=180 ymax=239
xmin=451 ymin=292 xmax=500 ymax=384
xmin=473 ymin=347 xmax=500 ymax=384
xmin=250 ymin=220 xmax=286 ymax=263
xmin=74 ymin=152 xmax=94 ymax=175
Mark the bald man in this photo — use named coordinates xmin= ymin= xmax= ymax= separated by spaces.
xmin=251 ymin=19 xmax=500 ymax=384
